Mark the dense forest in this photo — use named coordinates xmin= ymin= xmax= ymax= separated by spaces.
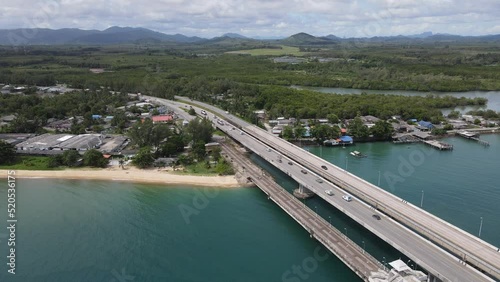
xmin=0 ymin=43 xmax=498 ymax=134
xmin=168 ymin=81 xmax=487 ymax=123
xmin=1 ymin=41 xmax=499 ymax=93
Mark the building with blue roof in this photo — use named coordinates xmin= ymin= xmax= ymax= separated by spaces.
xmin=418 ymin=120 xmax=434 ymax=130
xmin=339 ymin=135 xmax=354 ymax=144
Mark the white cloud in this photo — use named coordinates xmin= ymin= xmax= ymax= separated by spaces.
xmin=0 ymin=0 xmax=499 ymax=37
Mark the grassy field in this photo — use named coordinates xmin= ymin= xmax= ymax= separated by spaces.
xmin=173 ymin=162 xmax=220 ymax=176
xmin=0 ymin=156 xmax=61 ymax=170
xmin=226 ymin=45 xmax=303 ymax=56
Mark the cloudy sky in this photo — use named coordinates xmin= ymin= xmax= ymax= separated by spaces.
xmin=1 ymin=0 xmax=499 ymax=38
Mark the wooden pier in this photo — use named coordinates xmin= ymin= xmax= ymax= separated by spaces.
xmin=422 ymin=140 xmax=454 ymax=150
xmin=392 ymin=134 xmax=420 ymax=144
xmin=407 ymin=132 xmax=454 ymax=150
xmin=456 ymin=131 xmax=490 ymax=147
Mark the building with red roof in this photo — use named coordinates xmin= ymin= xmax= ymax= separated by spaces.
xmin=152 ymin=115 xmax=173 ymax=124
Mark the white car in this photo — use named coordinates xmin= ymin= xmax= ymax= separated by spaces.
xmin=325 ymin=190 xmax=334 ymax=196
xmin=342 ymin=195 xmax=352 ymax=202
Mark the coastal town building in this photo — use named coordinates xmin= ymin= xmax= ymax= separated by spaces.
xmin=14 ymin=134 xmax=128 ymax=154
xmin=152 ymin=115 xmax=174 ymax=124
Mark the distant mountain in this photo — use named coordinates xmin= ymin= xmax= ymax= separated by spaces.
xmin=72 ymin=26 xmax=203 ymax=44
xmin=222 ymin=33 xmax=248 ymax=39
xmin=202 ymin=36 xmax=256 ymax=45
xmin=406 ymin=31 xmax=433 ymax=38
xmin=323 ymin=34 xmax=341 ymax=41
xmin=280 ymin=32 xmax=335 ymax=45
xmin=424 ymin=33 xmax=472 ymax=42
xmin=252 ymin=35 xmax=285 ymax=40
xmin=0 ymin=27 xmax=499 ymax=46
xmin=0 ymin=26 xmax=205 ymax=45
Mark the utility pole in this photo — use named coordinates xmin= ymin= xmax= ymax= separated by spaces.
xmin=420 ymin=190 xmax=424 ymax=207
xmin=479 ymin=217 xmax=483 ymax=237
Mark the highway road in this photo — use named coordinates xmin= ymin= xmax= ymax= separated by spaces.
xmin=221 ymin=142 xmax=383 ymax=281
xmin=162 ymin=96 xmax=498 ymax=282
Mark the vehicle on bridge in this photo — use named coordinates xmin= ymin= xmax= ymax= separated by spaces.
xmin=201 ymin=110 xmax=207 ymax=115
xmin=321 ymin=165 xmax=328 ymax=170
xmin=342 ymin=195 xmax=353 ymax=202
xmin=301 ymin=169 xmax=307 ymax=174
xmin=372 ymin=214 xmax=381 ymax=220
xmin=325 ymin=190 xmax=334 ymax=196
xmin=316 ymin=178 xmax=323 ymax=183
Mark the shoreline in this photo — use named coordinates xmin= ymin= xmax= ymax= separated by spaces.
xmin=0 ymin=168 xmax=241 ymax=188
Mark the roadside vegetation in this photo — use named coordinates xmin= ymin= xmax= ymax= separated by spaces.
xmin=126 ymin=117 xmax=233 ymax=175
xmin=0 ymin=141 xmax=109 ymax=170
xmin=0 ymin=156 xmax=58 ymax=170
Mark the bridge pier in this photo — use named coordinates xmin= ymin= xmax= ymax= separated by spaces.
xmin=427 ymin=274 xmax=443 ymax=282
xmin=293 ymin=184 xmax=315 ymax=199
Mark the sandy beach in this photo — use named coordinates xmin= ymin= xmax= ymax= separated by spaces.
xmin=0 ymin=167 xmax=240 ymax=187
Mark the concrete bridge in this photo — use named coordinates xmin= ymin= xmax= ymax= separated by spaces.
xmin=220 ymin=142 xmax=388 ymax=281
xmin=148 ymin=96 xmax=499 ymax=282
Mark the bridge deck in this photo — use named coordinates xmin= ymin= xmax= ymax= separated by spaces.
xmin=241 ymin=124 xmax=499 ymax=279
xmin=172 ymin=96 xmax=498 ymax=281
xmin=220 ymin=142 xmax=383 ymax=281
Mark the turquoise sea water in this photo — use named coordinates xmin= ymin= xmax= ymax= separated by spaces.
xmin=304 ymin=134 xmax=500 ymax=245
xmin=0 ymin=135 xmax=499 ymax=282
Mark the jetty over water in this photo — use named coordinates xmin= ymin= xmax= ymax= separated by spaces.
xmin=393 ymin=132 xmax=455 ymax=150
xmin=421 ymin=140 xmax=454 ymax=150
xmin=457 ymin=131 xmax=490 ymax=146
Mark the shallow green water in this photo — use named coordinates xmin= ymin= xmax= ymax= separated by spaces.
xmin=0 ymin=180 xmax=359 ymax=282
xmin=304 ymin=134 xmax=500 ymax=246
xmin=0 ymin=135 xmax=498 ymax=282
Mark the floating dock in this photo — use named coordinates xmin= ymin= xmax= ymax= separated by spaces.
xmin=456 ymin=131 xmax=490 ymax=146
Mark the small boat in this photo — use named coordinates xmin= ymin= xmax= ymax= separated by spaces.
xmin=323 ymin=139 xmax=339 ymax=146
xmin=350 ymin=150 xmax=367 ymax=158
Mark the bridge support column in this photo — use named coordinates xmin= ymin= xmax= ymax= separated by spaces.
xmin=293 ymin=184 xmax=315 ymax=199
xmin=427 ymin=274 xmax=443 ymax=282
